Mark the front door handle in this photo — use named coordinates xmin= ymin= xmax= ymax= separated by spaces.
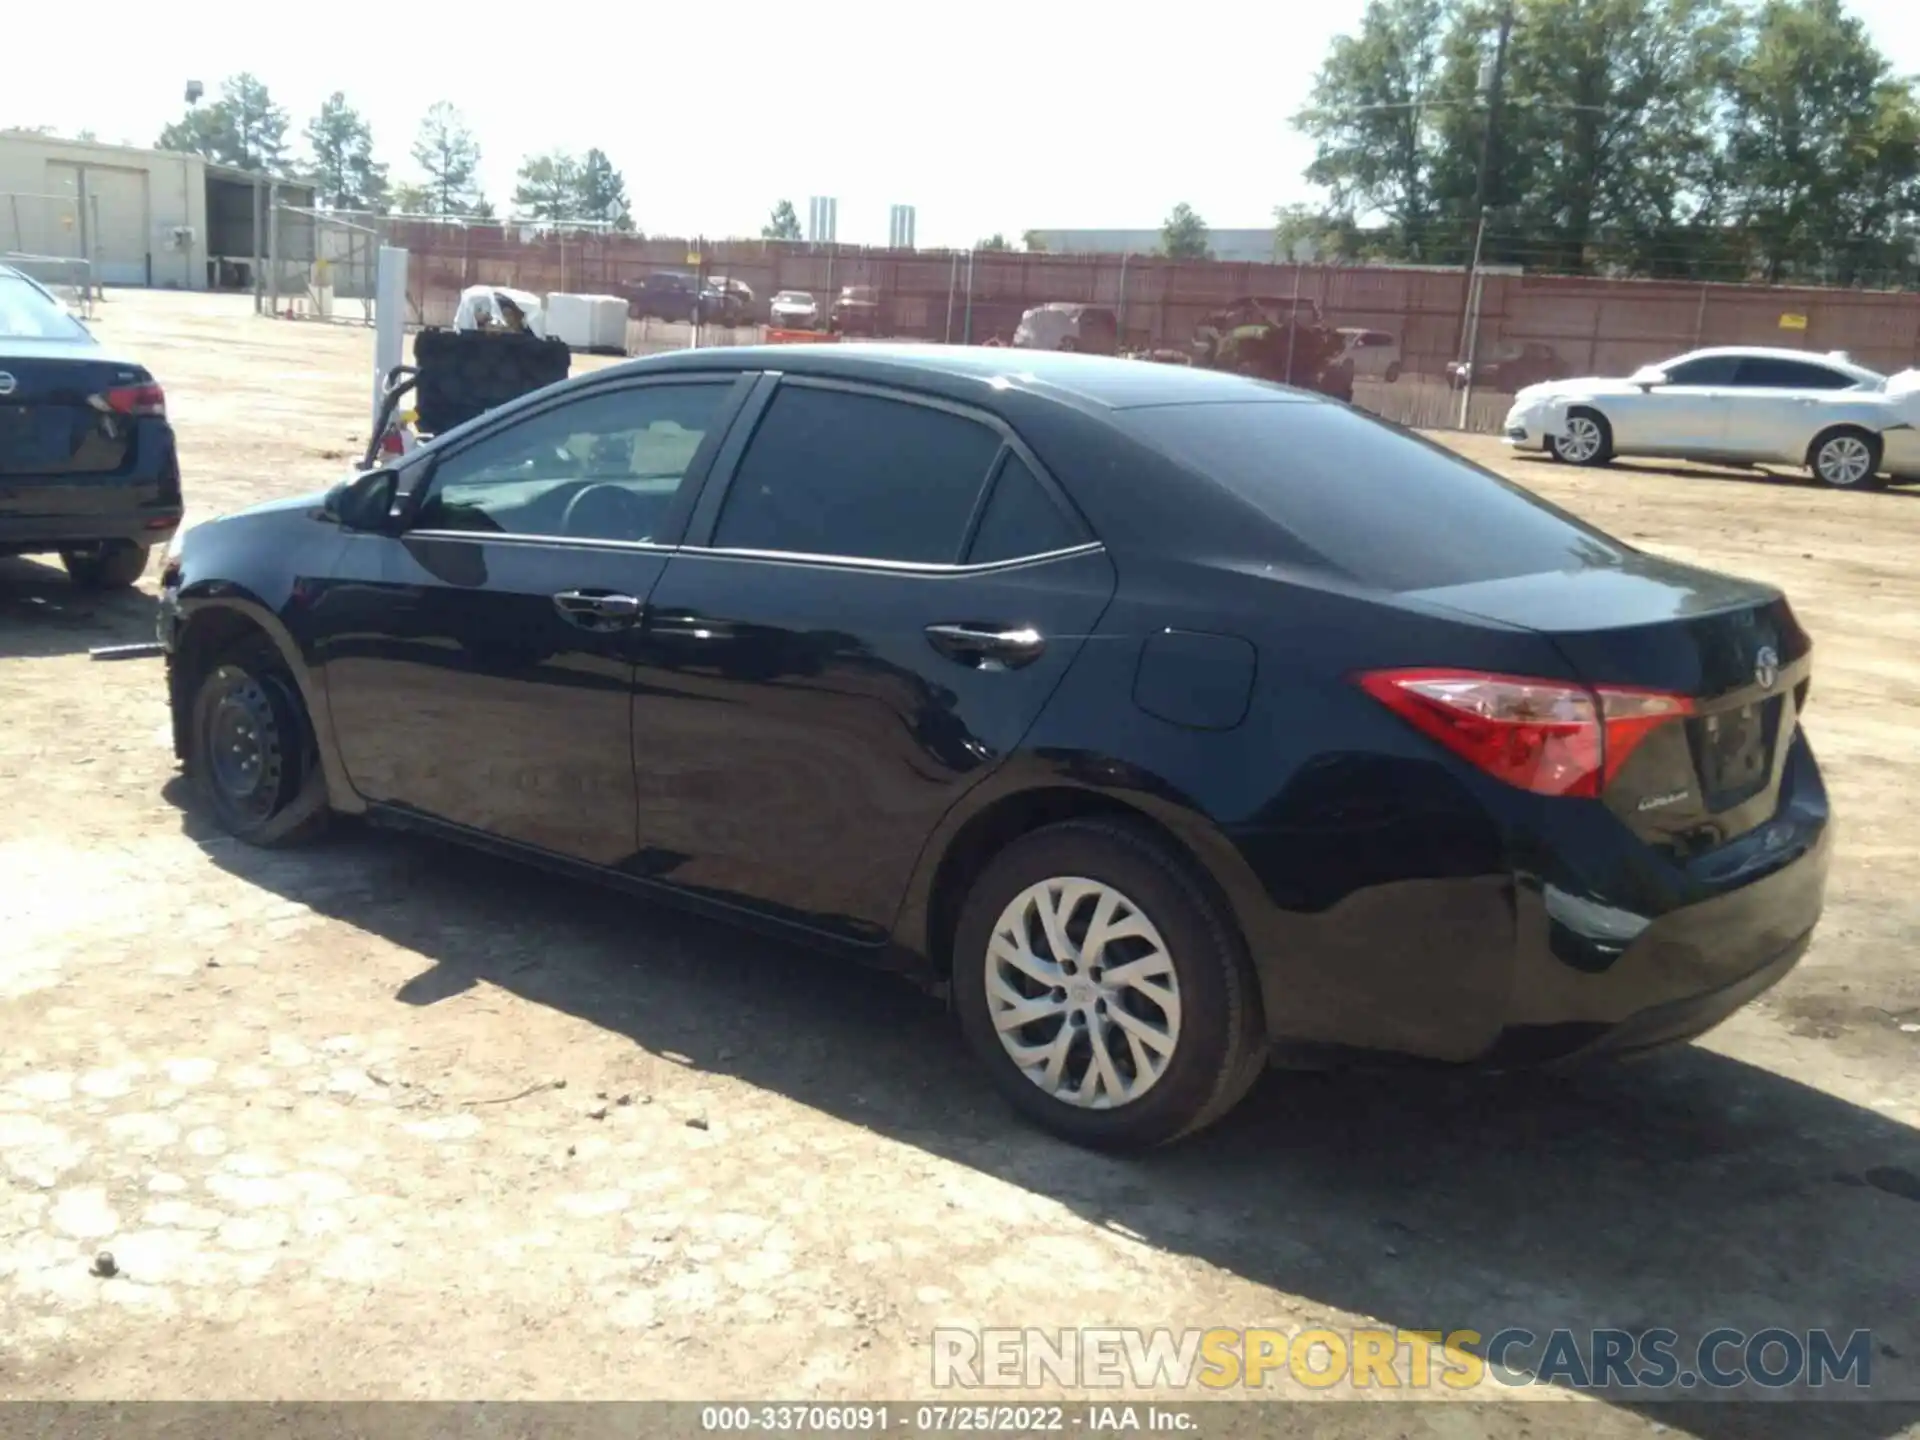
xmin=553 ymin=589 xmax=642 ymax=631
xmin=925 ymin=623 xmax=1046 ymax=671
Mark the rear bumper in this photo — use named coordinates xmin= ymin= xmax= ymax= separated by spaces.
xmin=0 ymin=504 xmax=181 ymax=552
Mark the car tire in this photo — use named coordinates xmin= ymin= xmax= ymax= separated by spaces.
xmin=952 ymin=819 xmax=1266 ymax=1151
xmin=1384 ymin=362 xmax=1402 ymax=383
xmin=1807 ymin=427 xmax=1884 ymax=490
xmin=186 ymin=648 xmax=330 ymax=847
xmin=1547 ymin=408 xmax=1614 ymax=467
xmin=61 ymin=540 xmax=150 ymax=590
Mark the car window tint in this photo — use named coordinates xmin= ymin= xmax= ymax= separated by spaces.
xmin=1733 ymin=357 xmax=1857 ymax=390
xmin=715 ymin=387 xmax=1001 ymax=562
xmin=0 ymin=274 xmax=89 ymax=341
xmin=1664 ymin=356 xmax=1742 ymax=385
xmin=1122 ymin=401 xmax=1628 ymax=593
xmin=415 ymin=383 xmax=727 ymax=542
xmin=967 ymin=454 xmax=1086 ymax=564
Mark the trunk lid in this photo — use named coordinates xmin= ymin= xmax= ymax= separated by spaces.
xmin=0 ymin=340 xmax=152 ymax=478
xmin=1405 ymin=556 xmax=1810 ymax=852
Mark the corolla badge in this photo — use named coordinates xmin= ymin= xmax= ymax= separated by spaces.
xmin=1754 ymin=645 xmax=1780 ymax=691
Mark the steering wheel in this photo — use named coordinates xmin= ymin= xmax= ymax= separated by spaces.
xmin=561 ymin=483 xmax=654 ymax=541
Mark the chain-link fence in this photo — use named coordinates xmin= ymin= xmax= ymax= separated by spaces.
xmin=292 ymin=218 xmax=1920 ymax=433
xmin=2 ymin=191 xmax=95 ymax=309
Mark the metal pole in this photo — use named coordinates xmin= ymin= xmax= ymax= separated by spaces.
xmin=252 ymin=178 xmax=264 ymax=313
xmin=1118 ymin=251 xmax=1128 ymax=341
xmin=1470 ymin=4 xmax=1514 ymax=222
xmin=963 ymin=248 xmax=975 ymax=344
xmin=371 ymin=245 xmax=409 ymax=436
xmin=1283 ymin=259 xmax=1302 ymax=384
xmin=1457 ymin=213 xmax=1489 ymax=427
xmin=944 ymin=251 xmax=958 ymax=343
xmin=268 ymin=182 xmax=281 ymax=316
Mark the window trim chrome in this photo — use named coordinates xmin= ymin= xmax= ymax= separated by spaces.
xmin=682 ymin=539 xmax=1108 ymax=576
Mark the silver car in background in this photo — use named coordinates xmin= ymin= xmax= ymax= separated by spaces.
xmin=1503 ymin=346 xmax=1920 ymax=489
xmin=769 ymin=290 xmax=820 ymax=330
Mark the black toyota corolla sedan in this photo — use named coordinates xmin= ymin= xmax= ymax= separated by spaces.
xmin=156 ymin=345 xmax=1829 ymax=1149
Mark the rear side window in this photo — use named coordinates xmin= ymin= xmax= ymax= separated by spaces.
xmin=715 ymin=386 xmax=1002 ymax=563
xmin=0 ymin=275 xmax=88 ymax=340
xmin=1122 ymin=401 xmax=1626 ymax=593
xmin=966 ymin=454 xmax=1086 ymax=564
xmin=1733 ymin=357 xmax=1858 ymax=390
xmin=1664 ymin=355 xmax=1742 ymax=385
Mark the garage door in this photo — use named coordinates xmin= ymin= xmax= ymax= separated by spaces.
xmin=45 ymin=161 xmax=151 ymax=287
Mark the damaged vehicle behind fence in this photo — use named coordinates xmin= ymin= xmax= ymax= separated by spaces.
xmin=1193 ymin=296 xmax=1353 ymax=401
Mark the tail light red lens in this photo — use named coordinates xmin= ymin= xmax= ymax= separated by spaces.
xmin=1356 ymin=668 xmax=1693 ymax=799
xmin=105 ymin=383 xmax=167 ymax=418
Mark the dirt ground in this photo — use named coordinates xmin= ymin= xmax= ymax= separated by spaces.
xmin=2 ymin=292 xmax=1918 ymax=1433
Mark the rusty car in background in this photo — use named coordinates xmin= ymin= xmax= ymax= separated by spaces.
xmin=1192 ymin=296 xmax=1353 ymax=401
xmin=1448 ymin=341 xmax=1566 ymax=392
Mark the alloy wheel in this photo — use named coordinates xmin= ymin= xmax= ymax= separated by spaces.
xmin=985 ymin=877 xmax=1183 ymax=1110
xmin=1816 ymin=434 xmax=1875 ymax=487
xmin=1559 ymin=415 xmax=1604 ymax=464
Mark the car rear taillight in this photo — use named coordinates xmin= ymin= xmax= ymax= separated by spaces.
xmin=1356 ymin=668 xmax=1693 ymax=799
xmin=105 ymin=383 xmax=167 ymax=418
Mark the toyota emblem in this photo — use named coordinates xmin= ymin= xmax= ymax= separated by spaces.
xmin=0 ymin=372 xmax=15 ymax=397
xmin=1754 ymin=645 xmax=1780 ymax=690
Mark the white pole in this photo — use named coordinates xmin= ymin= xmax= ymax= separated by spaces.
xmin=372 ymin=245 xmax=409 ymax=437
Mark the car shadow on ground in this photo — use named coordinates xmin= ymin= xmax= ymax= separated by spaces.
xmin=169 ymin=791 xmax=1920 ymax=1438
xmin=1516 ymin=455 xmax=1920 ymax=495
xmin=0 ymin=556 xmax=160 ymax=660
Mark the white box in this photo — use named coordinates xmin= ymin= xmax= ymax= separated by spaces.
xmin=545 ymin=293 xmax=629 ymax=352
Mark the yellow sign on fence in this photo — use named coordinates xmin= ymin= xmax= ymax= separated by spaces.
xmin=1780 ymin=313 xmax=1809 ymax=331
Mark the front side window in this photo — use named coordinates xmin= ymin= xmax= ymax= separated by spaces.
xmin=414 ymin=382 xmax=729 ymax=542
xmin=713 ymin=386 xmax=1001 ymax=563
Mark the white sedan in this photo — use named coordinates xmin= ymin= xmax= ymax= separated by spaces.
xmin=1501 ymin=346 xmax=1920 ymax=489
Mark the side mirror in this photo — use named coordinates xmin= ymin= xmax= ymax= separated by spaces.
xmin=1629 ymin=367 xmax=1667 ymax=390
xmin=325 ymin=467 xmax=401 ymax=532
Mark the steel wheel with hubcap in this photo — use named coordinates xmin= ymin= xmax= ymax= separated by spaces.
xmin=1548 ymin=410 xmax=1612 ymax=467
xmin=1810 ymin=430 xmax=1881 ymax=489
xmin=953 ymin=820 xmax=1265 ymax=1149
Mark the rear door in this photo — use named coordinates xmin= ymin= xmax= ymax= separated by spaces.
xmin=628 ymin=376 xmax=1117 ymax=942
xmin=1722 ymin=355 xmax=1865 ymax=461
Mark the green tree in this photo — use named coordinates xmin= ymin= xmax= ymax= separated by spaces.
xmin=1295 ymin=0 xmax=1451 ymax=259
xmin=513 ymin=151 xmax=582 ymax=223
xmin=576 ymin=149 xmax=633 ymax=230
xmin=1725 ymin=0 xmax=1920 ymax=283
xmin=157 ymin=106 xmax=228 ymax=161
xmin=158 ymin=73 xmax=288 ymax=172
xmin=976 ymin=232 xmax=1011 ymax=251
xmin=762 ymin=199 xmax=803 ymax=240
xmin=305 ymin=92 xmax=387 ymax=211
xmin=1159 ymin=203 xmax=1211 ymax=259
xmin=1021 ymin=229 xmax=1048 ymax=252
xmin=410 ymin=102 xmax=487 ymax=218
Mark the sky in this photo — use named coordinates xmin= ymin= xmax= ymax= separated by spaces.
xmin=8 ymin=0 xmax=1920 ymax=249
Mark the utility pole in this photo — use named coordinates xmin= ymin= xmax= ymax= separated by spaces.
xmin=1458 ymin=0 xmax=1515 ymax=426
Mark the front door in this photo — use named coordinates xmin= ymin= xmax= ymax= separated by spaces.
xmin=312 ymin=374 xmax=751 ymax=866
xmin=627 ymin=378 xmax=1118 ymax=941
xmin=1607 ymin=353 xmax=1738 ymax=455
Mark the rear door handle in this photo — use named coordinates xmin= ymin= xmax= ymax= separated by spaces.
xmin=553 ymin=589 xmax=642 ymax=630
xmin=925 ymin=623 xmax=1046 ymax=671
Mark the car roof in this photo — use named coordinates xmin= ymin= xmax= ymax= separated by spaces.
xmin=1675 ymin=345 xmax=1881 ymax=381
xmin=605 ymin=343 xmax=1322 ymax=411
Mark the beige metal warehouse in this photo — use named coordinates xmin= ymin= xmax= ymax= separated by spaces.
xmin=0 ymin=129 xmax=311 ymax=292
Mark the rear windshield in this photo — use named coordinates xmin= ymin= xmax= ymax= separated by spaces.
xmin=0 ymin=275 xmax=88 ymax=341
xmin=1122 ymin=400 xmax=1626 ymax=592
